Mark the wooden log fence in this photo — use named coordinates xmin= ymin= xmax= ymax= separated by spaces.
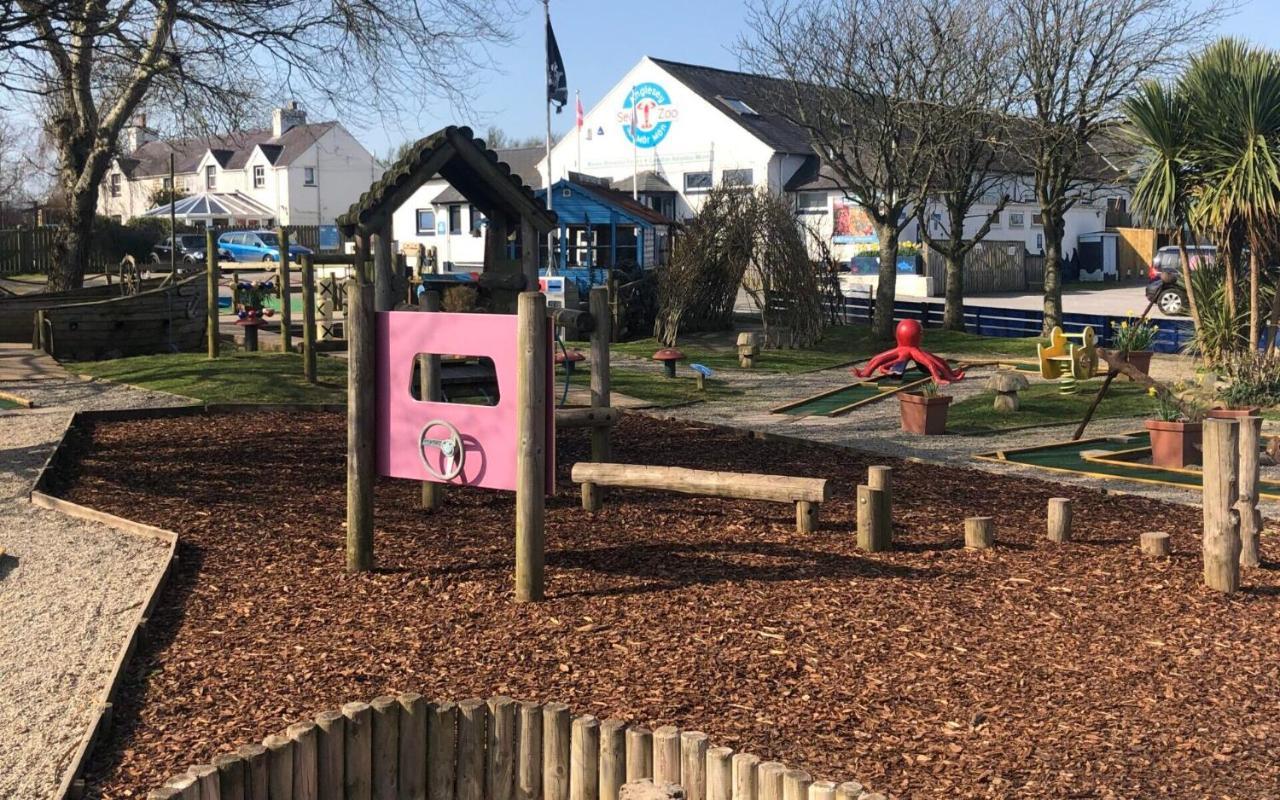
xmin=146 ymin=697 xmax=882 ymax=800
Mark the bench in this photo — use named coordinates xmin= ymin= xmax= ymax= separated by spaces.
xmin=570 ymin=462 xmax=832 ymax=533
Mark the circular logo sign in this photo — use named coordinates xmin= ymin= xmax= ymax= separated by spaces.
xmin=619 ymin=82 xmax=677 ymax=149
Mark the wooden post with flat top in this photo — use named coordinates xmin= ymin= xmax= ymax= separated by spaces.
xmin=301 ymin=254 xmax=317 ymax=383
xmin=346 ymin=271 xmax=375 ymax=572
xmin=1202 ymin=418 xmax=1241 ymax=593
xmin=277 ymin=226 xmax=292 ymax=353
xmin=420 ymin=290 xmax=444 ymax=510
xmin=206 ymin=228 xmax=220 ymax=359
xmin=515 ymin=291 xmax=548 ymax=601
xmin=1237 ymin=415 xmax=1263 ymax=568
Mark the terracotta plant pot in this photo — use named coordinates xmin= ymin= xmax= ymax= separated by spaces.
xmin=899 ymin=393 xmax=952 ymax=435
xmin=1145 ymin=419 xmax=1202 ymax=468
xmin=1121 ymin=350 xmax=1153 ymax=380
xmin=1206 ymin=406 xmax=1262 ymax=420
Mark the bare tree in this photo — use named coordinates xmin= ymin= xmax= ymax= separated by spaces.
xmin=1 ymin=0 xmax=519 ymax=290
xmin=740 ymin=0 xmax=975 ymax=341
xmin=1001 ymin=0 xmax=1221 ymax=333
xmin=911 ymin=0 xmax=1016 ymax=331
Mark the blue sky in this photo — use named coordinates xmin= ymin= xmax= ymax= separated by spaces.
xmin=361 ymin=0 xmax=1279 ymax=157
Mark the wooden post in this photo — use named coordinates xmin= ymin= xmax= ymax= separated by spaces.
xmin=264 ymin=735 xmax=294 ymax=800
xmin=730 ymin=754 xmax=757 ymax=800
xmin=1141 ymin=531 xmax=1171 ymax=558
xmin=795 ymin=501 xmax=818 ymax=534
xmin=1046 ymin=498 xmax=1072 ymax=543
xmin=371 ymin=696 xmax=400 ymax=800
xmin=1203 ymin=418 xmax=1242 ymax=593
xmin=457 ymin=699 xmax=488 ymax=800
xmin=964 ymin=517 xmax=994 ymax=550
xmin=599 ymin=719 xmax=627 ymax=800
xmin=544 ymin=702 xmax=572 ymax=800
xmin=488 ymin=696 xmax=518 ymax=800
xmin=571 ymin=716 xmax=601 ymax=800
xmin=420 ymin=290 xmax=444 ymax=511
xmin=624 ymin=728 xmax=653 ymax=782
xmin=1237 ymin=415 xmax=1263 ymax=568
xmin=277 ymin=226 xmax=293 ymax=353
xmin=399 ymin=694 xmax=428 ymax=800
xmin=343 ymin=701 xmax=373 ymax=800
xmin=517 ymin=702 xmax=542 ymax=800
xmin=589 ymin=286 xmax=612 ymax=462
xmin=781 ymin=772 xmax=810 ymax=800
xmin=206 ymin=229 xmax=220 ymax=359
xmin=237 ymin=743 xmax=268 ymax=800
xmin=706 ymin=748 xmax=733 ymax=800
xmin=214 ymin=753 xmax=245 ymax=800
xmin=428 ymin=702 xmax=458 ymax=800
xmin=756 ymin=763 xmax=784 ymax=800
xmin=515 ymin=291 xmax=548 ymax=601
xmin=301 ymin=254 xmax=317 ymax=383
xmin=346 ymin=278 xmax=375 ymax=572
xmin=856 ymin=485 xmax=890 ymax=552
xmin=520 ymin=217 xmax=540 ymax=295
xmin=679 ymin=732 xmax=708 ymax=800
xmin=867 ymin=466 xmax=892 ymax=534
xmin=288 ymin=721 xmax=318 ymax=800
xmin=652 ymin=726 xmax=680 ymax=786
xmin=807 ymin=783 xmax=835 ymax=800
xmin=314 ymin=711 xmax=345 ymax=800
xmin=188 ymin=763 xmax=220 ymax=800
xmin=372 ymin=223 xmax=396 ymax=312
xmin=833 ymin=783 xmax=864 ymax=800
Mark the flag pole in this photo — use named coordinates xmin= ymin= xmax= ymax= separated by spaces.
xmin=576 ymin=90 xmax=582 ymax=172
xmin=544 ymin=0 xmax=555 ymax=277
xmin=630 ymin=85 xmax=639 ymax=201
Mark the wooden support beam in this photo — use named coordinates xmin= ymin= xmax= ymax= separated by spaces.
xmin=1203 ymin=418 xmax=1241 ymax=593
xmin=346 ymin=279 xmax=375 ymax=572
xmin=277 ymin=226 xmax=293 ymax=353
xmin=1237 ymin=415 xmax=1263 ymax=568
xmin=520 ymin=217 xmax=540 ymax=292
xmin=548 ymin=307 xmax=596 ymax=333
xmin=515 ymin=292 xmax=548 ymax=601
xmin=570 ymin=463 xmax=829 ymax=504
xmin=372 ymin=223 xmax=396 ymax=313
xmin=205 ymin=229 xmax=219 ymax=359
xmin=556 ymin=407 xmax=621 ymax=429
xmin=420 ymin=290 xmax=444 ymax=511
xmin=589 ymin=286 xmax=612 ymax=462
xmin=301 ymin=254 xmax=317 ymax=383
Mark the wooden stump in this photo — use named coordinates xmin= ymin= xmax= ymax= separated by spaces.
xmin=287 ymin=721 xmax=318 ymax=800
xmin=571 ymin=716 xmax=601 ymax=800
xmin=543 ymin=702 xmax=572 ymax=800
xmin=756 ymin=763 xmax=785 ymax=800
xmin=342 ymin=701 xmax=373 ymax=800
xmin=679 ymin=731 xmax=708 ymax=800
xmin=867 ymin=466 xmax=892 ymax=534
xmin=706 ymin=748 xmax=733 ymax=800
xmin=964 ymin=517 xmax=994 ymax=550
xmin=795 ymin=501 xmax=818 ymax=534
xmin=652 ymin=726 xmax=680 ymax=786
xmin=264 ymin=735 xmax=295 ymax=800
xmin=730 ymin=754 xmax=758 ymax=800
xmin=600 ymin=719 xmax=628 ymax=800
xmin=487 ymin=696 xmax=517 ymax=800
xmin=781 ymin=771 xmax=810 ymax=800
xmin=624 ymin=728 xmax=653 ymax=782
xmin=428 ymin=702 xmax=458 ymax=800
xmin=1141 ymin=531 xmax=1171 ymax=558
xmin=1202 ymin=418 xmax=1242 ymax=593
xmin=856 ymin=485 xmax=890 ymax=552
xmin=516 ymin=702 xmax=542 ymax=800
xmin=398 ymin=694 xmax=428 ymax=800
xmin=1046 ymin=497 xmax=1072 ymax=543
xmin=314 ymin=711 xmax=344 ymax=800
xmin=1237 ymin=415 xmax=1263 ymax=568
xmin=457 ymin=699 xmax=488 ymax=800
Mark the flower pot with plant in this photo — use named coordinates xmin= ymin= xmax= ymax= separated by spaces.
xmin=1113 ymin=315 xmax=1159 ymax=378
xmin=1210 ymin=350 xmax=1278 ymax=418
xmin=1144 ymin=386 xmax=1205 ymax=469
xmin=899 ymin=381 xmax=951 ymax=435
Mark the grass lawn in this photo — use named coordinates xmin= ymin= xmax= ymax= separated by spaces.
xmin=610 ymin=326 xmax=1040 ymax=374
xmin=948 ymin=377 xmax=1154 ymax=435
xmin=567 ymin=366 xmax=740 ymax=406
xmin=73 ymin=352 xmax=347 ymax=404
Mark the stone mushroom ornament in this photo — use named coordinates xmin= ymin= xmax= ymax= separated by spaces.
xmin=986 ymin=370 xmax=1030 ymax=412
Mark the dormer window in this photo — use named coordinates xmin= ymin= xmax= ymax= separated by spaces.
xmin=719 ymin=96 xmax=759 ymax=116
xmin=205 ymin=165 xmax=216 ymax=190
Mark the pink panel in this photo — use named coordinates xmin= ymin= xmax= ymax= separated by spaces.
xmin=376 ymin=310 xmax=531 ymax=491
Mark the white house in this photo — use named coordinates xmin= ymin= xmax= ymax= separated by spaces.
xmin=101 ymin=104 xmax=381 ymax=228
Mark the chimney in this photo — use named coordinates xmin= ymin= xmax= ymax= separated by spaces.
xmin=121 ymin=113 xmax=156 ymax=155
xmin=272 ymin=101 xmax=307 ymax=137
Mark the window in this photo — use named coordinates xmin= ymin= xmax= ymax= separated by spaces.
xmin=1031 ymin=212 xmax=1043 ymax=226
xmin=162 ymin=176 xmax=172 ymax=190
xmin=304 ymin=167 xmax=316 ymax=186
xmin=719 ymin=96 xmax=759 ymax=116
xmin=253 ymin=165 xmax=265 ymax=188
xmin=1035 ymin=233 xmax=1044 ymax=252
xmin=1007 ymin=211 xmax=1025 ymax=228
xmin=205 ymin=165 xmax=216 ymax=190
xmin=796 ymin=192 xmax=827 ymax=214
xmin=684 ymin=171 xmax=713 ymax=193
xmin=470 ymin=205 xmax=485 ymax=236
xmin=448 ymin=205 xmax=462 ymax=235
xmin=110 ymin=174 xmax=121 ymax=197
xmin=722 ymin=168 xmax=754 ymax=188
xmin=416 ymin=209 xmax=436 ymax=236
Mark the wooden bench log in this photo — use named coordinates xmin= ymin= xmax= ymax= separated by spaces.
xmin=556 ymin=407 xmax=620 ymax=429
xmin=570 ymin=463 xmax=830 ymax=534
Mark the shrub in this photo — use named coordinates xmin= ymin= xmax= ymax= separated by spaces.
xmin=1112 ymin=316 xmax=1159 ymax=351
xmin=1217 ymin=350 xmax=1280 ymax=409
xmin=442 ymin=284 xmax=478 ymax=313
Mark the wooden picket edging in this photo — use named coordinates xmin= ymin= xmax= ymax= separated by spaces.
xmin=145 ymin=695 xmax=880 ymax=800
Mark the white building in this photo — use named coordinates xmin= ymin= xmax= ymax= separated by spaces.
xmin=101 ymin=104 xmax=381 ymax=228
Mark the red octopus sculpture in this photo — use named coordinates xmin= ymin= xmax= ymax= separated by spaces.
xmin=853 ymin=319 xmax=965 ymax=384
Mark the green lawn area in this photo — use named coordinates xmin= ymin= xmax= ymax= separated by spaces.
xmin=609 ymin=326 xmax=1040 ymax=374
xmin=567 ymin=367 xmax=740 ymax=406
xmin=948 ymin=377 xmax=1154 ymax=435
xmin=73 ymin=352 xmax=347 ymax=404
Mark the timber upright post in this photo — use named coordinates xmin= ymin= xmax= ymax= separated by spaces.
xmin=1202 ymin=418 xmax=1241 ymax=593
xmin=1237 ymin=415 xmax=1263 ymax=568
xmin=301 ymin=254 xmax=317 ymax=383
xmin=346 ymin=236 xmax=376 ymax=573
xmin=516 ymin=291 xmax=548 ymax=601
xmin=277 ymin=226 xmax=293 ymax=353
xmin=420 ymin=290 xmax=444 ymax=511
xmin=582 ymin=286 xmax=612 ymax=513
xmin=205 ymin=228 xmax=220 ymax=359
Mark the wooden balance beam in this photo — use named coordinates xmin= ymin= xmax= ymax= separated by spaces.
xmin=570 ymin=462 xmax=831 ymax=533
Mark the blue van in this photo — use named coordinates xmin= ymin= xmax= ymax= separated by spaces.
xmin=217 ymin=230 xmax=313 ymax=262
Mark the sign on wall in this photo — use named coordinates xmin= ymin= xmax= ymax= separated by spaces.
xmin=619 ymin=82 xmax=678 ymax=149
xmin=317 ymin=225 xmax=340 ymax=251
xmin=833 ymin=201 xmax=877 ymax=244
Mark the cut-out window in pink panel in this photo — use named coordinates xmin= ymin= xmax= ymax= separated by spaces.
xmin=376 ymin=310 xmax=552 ymax=492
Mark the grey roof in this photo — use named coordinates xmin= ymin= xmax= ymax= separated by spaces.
xmin=610 ymin=171 xmax=677 ymax=193
xmin=141 ymin=191 xmax=275 ymax=219
xmin=117 ymin=122 xmax=339 ymax=179
xmin=431 ymin=146 xmax=544 ymax=204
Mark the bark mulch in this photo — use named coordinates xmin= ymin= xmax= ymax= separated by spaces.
xmin=58 ymin=411 xmax=1280 ymax=799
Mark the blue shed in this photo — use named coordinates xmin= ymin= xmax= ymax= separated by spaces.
xmin=534 ymin=175 xmax=673 ymax=281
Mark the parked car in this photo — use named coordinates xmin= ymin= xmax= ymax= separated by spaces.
xmin=1144 ymin=245 xmax=1216 ymax=316
xmin=217 ymin=230 xmax=314 ymax=262
xmin=151 ymin=234 xmax=228 ymax=269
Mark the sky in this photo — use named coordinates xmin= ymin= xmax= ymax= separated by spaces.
xmin=357 ymin=0 xmax=1280 ymax=158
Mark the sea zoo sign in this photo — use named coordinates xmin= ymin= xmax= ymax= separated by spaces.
xmin=618 ymin=82 xmax=678 ymax=149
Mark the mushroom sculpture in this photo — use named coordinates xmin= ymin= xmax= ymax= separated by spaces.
xmin=653 ymin=347 xmax=685 ymax=378
xmin=986 ymin=370 xmax=1030 ymax=413
xmin=555 ymin=348 xmax=586 ymax=377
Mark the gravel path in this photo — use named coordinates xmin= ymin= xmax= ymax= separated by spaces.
xmin=0 ymin=346 xmax=188 ymax=799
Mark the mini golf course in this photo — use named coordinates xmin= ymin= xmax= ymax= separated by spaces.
xmin=770 ymin=373 xmax=930 ymax=416
xmin=976 ymin=430 xmax=1280 ymax=500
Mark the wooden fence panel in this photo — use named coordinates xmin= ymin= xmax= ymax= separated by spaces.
xmin=923 ymin=239 xmax=1027 ymax=295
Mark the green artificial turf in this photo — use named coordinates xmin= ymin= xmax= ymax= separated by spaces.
xmin=73 ymin=352 xmax=347 ymax=404
xmin=567 ymin=367 xmax=739 ymax=406
xmin=948 ymin=378 xmax=1154 ymax=435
